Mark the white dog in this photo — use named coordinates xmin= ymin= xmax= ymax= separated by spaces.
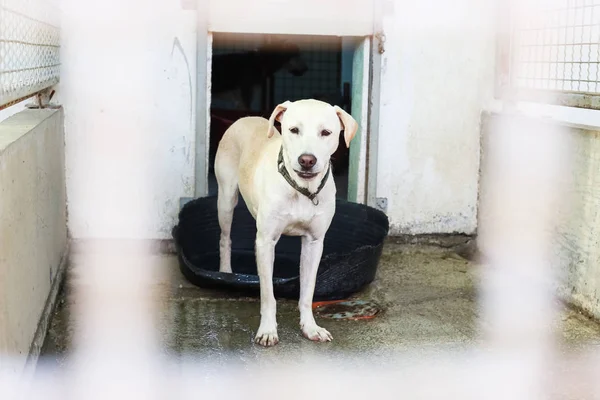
xmin=214 ymin=99 xmax=357 ymax=347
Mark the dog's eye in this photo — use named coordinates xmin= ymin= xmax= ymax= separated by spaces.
xmin=321 ymin=129 xmax=332 ymax=137
xmin=289 ymin=127 xmax=299 ymax=134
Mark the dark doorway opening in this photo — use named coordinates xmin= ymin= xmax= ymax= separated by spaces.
xmin=208 ymin=33 xmax=353 ymax=198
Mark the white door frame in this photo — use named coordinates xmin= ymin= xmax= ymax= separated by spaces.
xmin=194 ymin=0 xmax=384 ymax=211
xmin=366 ymin=0 xmax=384 ymax=210
xmin=193 ymin=0 xmax=210 ymax=197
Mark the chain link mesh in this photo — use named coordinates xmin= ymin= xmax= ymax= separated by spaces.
xmin=0 ymin=0 xmax=60 ymax=108
xmin=512 ymin=0 xmax=600 ymax=94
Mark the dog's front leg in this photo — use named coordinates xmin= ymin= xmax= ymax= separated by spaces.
xmin=254 ymin=232 xmax=279 ymax=346
xmin=299 ymin=236 xmax=332 ymax=342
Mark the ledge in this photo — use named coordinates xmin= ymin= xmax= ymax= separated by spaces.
xmin=0 ymin=109 xmax=60 ymax=154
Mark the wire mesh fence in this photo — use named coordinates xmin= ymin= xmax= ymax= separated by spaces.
xmin=501 ymin=0 xmax=600 ymax=108
xmin=272 ymin=35 xmax=342 ymax=105
xmin=3 ymin=111 xmax=599 ymax=400
xmin=0 ymin=0 xmax=60 ymax=108
xmin=210 ymin=33 xmax=342 ymax=111
xmin=1 ymin=1 xmax=600 ymax=398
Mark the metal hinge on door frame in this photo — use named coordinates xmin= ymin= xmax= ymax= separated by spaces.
xmin=374 ymin=31 xmax=386 ymax=54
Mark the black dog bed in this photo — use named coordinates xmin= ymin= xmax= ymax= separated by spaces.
xmin=172 ymin=196 xmax=389 ymax=301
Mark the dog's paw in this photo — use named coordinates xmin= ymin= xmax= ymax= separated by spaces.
xmin=254 ymin=329 xmax=279 ymax=347
xmin=301 ymin=323 xmax=333 ymax=343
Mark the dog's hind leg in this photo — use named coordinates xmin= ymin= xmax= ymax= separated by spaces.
xmin=215 ymin=145 xmax=239 ymax=274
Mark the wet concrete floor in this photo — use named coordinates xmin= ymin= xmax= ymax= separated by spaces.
xmin=40 ymin=242 xmax=600 ymax=368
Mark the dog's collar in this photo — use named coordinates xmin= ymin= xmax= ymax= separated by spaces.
xmin=277 ymin=146 xmax=331 ymax=206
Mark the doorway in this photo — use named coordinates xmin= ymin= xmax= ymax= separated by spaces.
xmin=205 ymin=33 xmax=369 ymax=202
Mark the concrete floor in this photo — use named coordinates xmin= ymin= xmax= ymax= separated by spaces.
xmin=40 ymin=242 xmax=600 ymax=367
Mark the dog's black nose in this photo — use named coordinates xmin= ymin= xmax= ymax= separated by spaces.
xmin=298 ymin=154 xmax=317 ymax=170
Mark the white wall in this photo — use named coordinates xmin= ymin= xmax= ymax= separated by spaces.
xmin=376 ymin=0 xmax=496 ymax=235
xmin=60 ymin=0 xmax=197 ymax=239
xmin=207 ymin=0 xmax=374 ymax=36
xmin=61 ymin=0 xmax=496 ymax=239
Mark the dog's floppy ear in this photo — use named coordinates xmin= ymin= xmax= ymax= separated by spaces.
xmin=334 ymin=106 xmax=358 ymax=148
xmin=268 ymin=101 xmax=292 ymax=138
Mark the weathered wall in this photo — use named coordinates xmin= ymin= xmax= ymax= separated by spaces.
xmin=554 ymin=126 xmax=600 ymax=319
xmin=60 ymin=0 xmax=197 ymax=239
xmin=0 ymin=109 xmax=67 ymax=376
xmin=376 ymin=0 xmax=496 ymax=235
xmin=480 ymin=112 xmax=600 ymax=320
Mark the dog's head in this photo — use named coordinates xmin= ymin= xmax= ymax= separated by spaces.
xmin=267 ymin=99 xmax=358 ymax=181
